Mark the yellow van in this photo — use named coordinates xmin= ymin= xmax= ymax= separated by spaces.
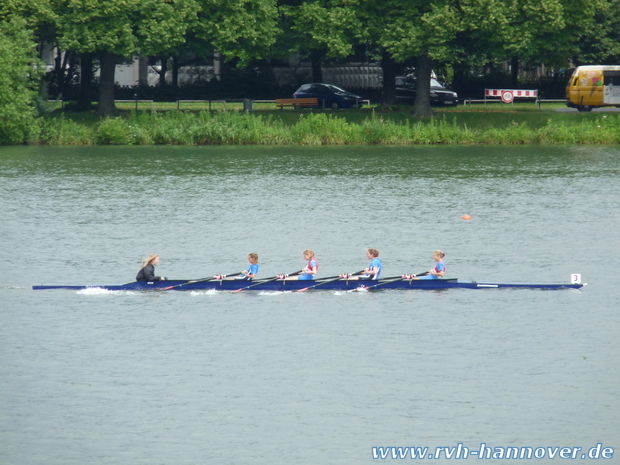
xmin=566 ymin=65 xmax=620 ymax=111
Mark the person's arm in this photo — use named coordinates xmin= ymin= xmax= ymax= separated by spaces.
xmin=430 ymin=263 xmax=445 ymax=277
xmin=365 ymin=259 xmax=380 ymax=276
xmin=305 ymin=260 xmax=317 ymax=276
xmin=144 ymin=264 xmax=165 ymax=281
xmin=365 ymin=266 xmax=379 ymax=276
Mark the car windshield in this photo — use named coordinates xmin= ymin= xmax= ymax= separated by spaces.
xmin=430 ymin=78 xmax=444 ymax=88
xmin=326 ymin=84 xmax=347 ymax=93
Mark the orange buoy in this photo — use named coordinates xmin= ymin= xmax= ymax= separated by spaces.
xmin=461 ymin=214 xmax=472 ymax=220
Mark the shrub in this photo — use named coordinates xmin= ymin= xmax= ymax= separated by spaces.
xmin=96 ymin=117 xmax=130 ymax=144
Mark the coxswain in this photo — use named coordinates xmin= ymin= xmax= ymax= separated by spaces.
xmin=136 ymin=254 xmax=166 ymax=281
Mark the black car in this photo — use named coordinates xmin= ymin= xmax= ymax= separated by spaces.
xmin=395 ymin=76 xmax=458 ymax=106
xmin=293 ymin=83 xmax=363 ymax=109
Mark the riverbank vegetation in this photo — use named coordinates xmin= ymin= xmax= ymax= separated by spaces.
xmin=32 ymin=108 xmax=620 ymax=145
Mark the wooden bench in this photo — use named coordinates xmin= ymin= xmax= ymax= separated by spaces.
xmin=275 ymin=98 xmax=319 ymax=110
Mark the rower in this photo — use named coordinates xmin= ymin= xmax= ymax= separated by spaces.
xmin=414 ymin=250 xmax=446 ymax=280
xmin=288 ymin=250 xmax=319 ymax=280
xmin=136 ymin=254 xmax=166 ymax=281
xmin=235 ymin=253 xmax=259 ymax=280
xmin=344 ymin=248 xmax=382 ymax=280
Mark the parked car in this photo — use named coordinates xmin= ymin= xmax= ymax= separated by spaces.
xmin=395 ymin=76 xmax=459 ymax=106
xmin=293 ymin=83 xmax=363 ymax=109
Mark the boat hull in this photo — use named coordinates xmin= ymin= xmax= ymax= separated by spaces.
xmin=32 ymin=278 xmax=585 ymax=292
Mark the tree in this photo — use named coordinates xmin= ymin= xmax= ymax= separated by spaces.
xmin=284 ymin=0 xmax=465 ymax=115
xmin=571 ymin=0 xmax=620 ymax=64
xmin=500 ymin=0 xmax=599 ymax=82
xmin=0 ymin=16 xmax=42 ymax=145
xmin=382 ymin=1 xmax=517 ymax=116
xmin=194 ymin=0 xmax=279 ymax=65
xmin=55 ymin=0 xmax=199 ymax=116
xmin=279 ymin=0 xmax=359 ymax=83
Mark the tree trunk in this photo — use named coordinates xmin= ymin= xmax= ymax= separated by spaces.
xmin=138 ymin=55 xmax=149 ymax=86
xmin=172 ymin=55 xmax=179 ymax=87
xmin=61 ymin=50 xmax=77 ymax=99
xmin=52 ymin=45 xmax=64 ymax=97
xmin=452 ymin=64 xmax=465 ymax=100
xmin=511 ymin=56 xmax=519 ymax=87
xmin=380 ymin=49 xmax=397 ymax=107
xmin=310 ymin=50 xmax=323 ymax=83
xmin=97 ymin=51 xmax=117 ymax=117
xmin=412 ymin=54 xmax=434 ymax=117
xmin=78 ymin=52 xmax=95 ymax=110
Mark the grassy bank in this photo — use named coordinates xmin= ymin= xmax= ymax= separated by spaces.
xmin=30 ymin=106 xmax=620 ymax=145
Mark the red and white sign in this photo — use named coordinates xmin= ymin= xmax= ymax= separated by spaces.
xmin=485 ymin=89 xmax=538 ymax=99
xmin=501 ymin=90 xmax=514 ymax=103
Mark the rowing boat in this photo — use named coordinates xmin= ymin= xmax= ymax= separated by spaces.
xmin=32 ymin=276 xmax=585 ymax=291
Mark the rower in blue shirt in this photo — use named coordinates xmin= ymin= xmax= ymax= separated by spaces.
xmin=346 ymin=248 xmax=382 ymax=280
xmin=298 ymin=250 xmax=319 ymax=280
xmin=236 ymin=253 xmax=259 ymax=279
xmin=362 ymin=248 xmax=382 ymax=280
xmin=417 ymin=250 xmax=446 ymax=280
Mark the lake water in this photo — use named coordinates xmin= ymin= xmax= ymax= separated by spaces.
xmin=1 ymin=145 xmax=619 ymax=464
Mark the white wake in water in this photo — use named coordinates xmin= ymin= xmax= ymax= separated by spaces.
xmin=76 ymin=288 xmax=138 ymax=296
xmin=190 ymin=289 xmax=219 ymax=296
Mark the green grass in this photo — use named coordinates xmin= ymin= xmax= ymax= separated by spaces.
xmin=27 ymin=103 xmax=620 ymax=146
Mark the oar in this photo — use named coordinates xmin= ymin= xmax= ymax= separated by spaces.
xmin=296 ymin=270 xmax=366 ymax=292
xmin=357 ymin=271 xmax=429 ymax=291
xmin=160 ymin=272 xmax=243 ymax=291
xmin=232 ymin=270 xmax=303 ymax=293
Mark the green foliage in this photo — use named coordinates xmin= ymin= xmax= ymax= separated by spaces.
xmin=18 ymin=109 xmax=620 ymax=147
xmin=499 ymin=0 xmax=597 ymax=67
xmin=196 ymin=0 xmax=279 ymax=64
xmin=281 ymin=2 xmax=359 ymax=59
xmin=56 ymin=0 xmax=198 ymax=56
xmin=0 ymin=17 xmax=42 ymax=145
xmin=52 ymin=0 xmax=199 ymax=116
xmin=382 ymin=2 xmax=461 ymax=62
xmin=96 ymin=117 xmax=130 ymax=144
xmin=292 ymin=113 xmax=362 ymax=144
xmin=39 ymin=114 xmax=96 ymax=144
xmin=573 ymin=0 xmax=620 ymax=63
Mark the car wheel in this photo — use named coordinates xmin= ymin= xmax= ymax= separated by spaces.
xmin=331 ymin=101 xmax=340 ymax=110
xmin=577 ymin=105 xmax=592 ymax=112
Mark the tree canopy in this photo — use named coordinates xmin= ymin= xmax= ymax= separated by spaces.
xmin=0 ymin=16 xmax=42 ymax=144
xmin=1 ymin=0 xmax=619 ymax=130
xmin=53 ymin=0 xmax=199 ymax=115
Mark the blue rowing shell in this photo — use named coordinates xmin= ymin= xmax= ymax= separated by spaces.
xmin=32 ymin=278 xmax=585 ymax=291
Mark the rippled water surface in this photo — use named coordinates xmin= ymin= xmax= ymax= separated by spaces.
xmin=1 ymin=145 xmax=619 ymax=464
